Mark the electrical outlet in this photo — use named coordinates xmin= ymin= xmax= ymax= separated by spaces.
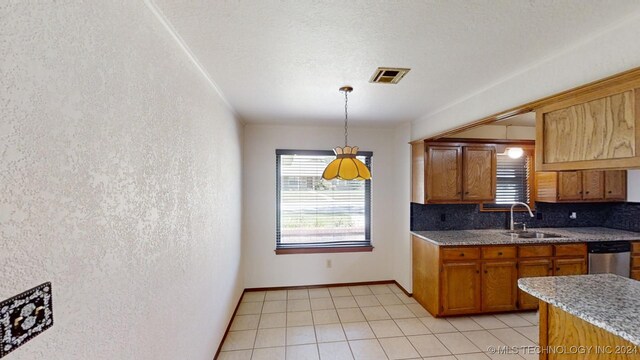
xmin=0 ymin=282 xmax=53 ymax=358
xmin=326 ymin=259 xmax=332 ymax=268
xmin=569 ymin=212 xmax=577 ymax=219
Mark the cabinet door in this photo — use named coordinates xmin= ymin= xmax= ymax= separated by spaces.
xmin=557 ymin=171 xmax=582 ymax=201
xmin=463 ymin=146 xmax=496 ymax=201
xmin=518 ymin=259 xmax=553 ymax=310
xmin=605 ymin=170 xmax=627 ymax=200
xmin=582 ymin=170 xmax=604 ymax=200
xmin=554 ymin=258 xmax=587 ymax=276
xmin=411 ymin=142 xmax=426 ymax=204
xmin=481 ymin=261 xmax=517 ymax=312
xmin=426 ymin=146 xmax=462 ymax=202
xmin=441 ymin=262 xmax=481 ymax=315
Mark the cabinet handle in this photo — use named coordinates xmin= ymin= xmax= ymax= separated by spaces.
xmin=586 ymin=191 xmax=590 ymax=194
xmin=457 ymin=191 xmax=461 ymax=195
xmin=460 ymin=253 xmax=465 ymax=257
xmin=608 ymin=191 xmax=612 ymax=193
xmin=465 ymin=191 xmax=469 ymax=194
xmin=484 ymin=270 xmax=488 ymax=274
xmin=498 ymin=252 xmax=503 ymax=256
xmin=556 ymin=267 xmax=560 ymax=271
xmin=476 ymin=270 xmax=480 ymax=274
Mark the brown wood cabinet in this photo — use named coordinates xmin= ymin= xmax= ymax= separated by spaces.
xmin=632 ymin=242 xmax=640 ymax=281
xmin=413 ymin=237 xmax=588 ymax=317
xmin=536 ymin=170 xmax=627 ymax=202
xmin=462 ymin=147 xmax=496 ymax=201
xmin=426 ymin=146 xmax=462 ymax=202
xmin=536 ymin=84 xmax=640 ymax=171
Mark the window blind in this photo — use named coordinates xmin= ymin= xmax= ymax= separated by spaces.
xmin=276 ymin=150 xmax=371 ymax=248
xmin=484 ymin=154 xmax=530 ymax=209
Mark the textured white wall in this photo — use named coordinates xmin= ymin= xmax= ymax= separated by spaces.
xmin=243 ymin=124 xmax=405 ymax=288
xmin=412 ymin=11 xmax=640 ymax=140
xmin=391 ymin=124 xmax=412 ymax=292
xmin=0 ymin=1 xmax=243 ymax=359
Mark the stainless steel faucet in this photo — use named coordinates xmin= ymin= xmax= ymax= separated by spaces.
xmin=510 ymin=202 xmax=535 ymax=231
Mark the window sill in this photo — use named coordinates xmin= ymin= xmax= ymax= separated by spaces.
xmin=275 ymin=246 xmax=374 ymax=255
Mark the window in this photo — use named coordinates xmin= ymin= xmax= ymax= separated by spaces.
xmin=276 ymin=149 xmax=372 ymax=253
xmin=482 ymin=152 xmax=532 ymax=210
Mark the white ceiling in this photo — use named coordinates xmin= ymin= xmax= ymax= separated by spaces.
xmin=152 ymin=0 xmax=640 ymax=126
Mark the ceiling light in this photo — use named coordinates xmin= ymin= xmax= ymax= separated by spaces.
xmin=322 ymin=86 xmax=372 ymax=181
xmin=507 ymin=147 xmax=524 ymax=159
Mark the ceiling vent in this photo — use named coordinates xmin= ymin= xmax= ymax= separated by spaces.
xmin=369 ymin=67 xmax=411 ymax=84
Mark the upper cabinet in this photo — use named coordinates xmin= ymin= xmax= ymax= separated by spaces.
xmin=536 ymin=170 xmax=627 ymax=203
xmin=536 ymin=85 xmax=640 ymax=171
xmin=411 ymin=141 xmax=496 ymax=204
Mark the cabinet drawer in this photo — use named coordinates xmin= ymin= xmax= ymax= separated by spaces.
xmin=442 ymin=247 xmax=480 ymax=261
xmin=632 ymin=270 xmax=640 ymax=281
xmin=555 ymin=243 xmax=587 ymax=257
xmin=482 ymin=246 xmax=516 ymax=259
xmin=518 ymin=245 xmax=553 ymax=258
xmin=632 ymin=242 xmax=640 ymax=255
xmin=632 ymin=256 xmax=640 ymax=270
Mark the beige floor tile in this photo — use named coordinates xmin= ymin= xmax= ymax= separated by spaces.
xmin=447 ymin=317 xmax=483 ymax=332
xmin=406 ymin=334 xmax=451 ymax=357
xmin=242 ymin=291 xmax=266 ymax=303
xmin=265 ymin=290 xmax=287 ymax=301
xmin=230 ymin=314 xmax=260 ymax=331
xmin=469 ymin=315 xmax=509 ymax=330
xmin=342 ymin=322 xmax=376 ymax=340
xmin=379 ymin=336 xmax=420 ymax=359
xmin=217 ymin=349 xmax=253 ymax=360
xmin=287 ymin=325 xmax=317 ymax=345
xmin=384 ymin=304 xmax=415 ymax=319
xmin=288 ymin=289 xmax=310 ymax=300
xmin=435 ymin=332 xmax=481 ymax=354
xmin=315 ymin=323 xmax=347 ymax=343
xmin=333 ymin=296 xmax=358 ymax=309
xmin=349 ymin=286 xmax=373 ymax=296
xmin=489 ymin=328 xmax=536 ymax=348
xmin=286 ymin=344 xmax=320 ymax=360
xmin=287 ymin=311 xmax=313 ymax=327
xmin=369 ymin=284 xmax=393 ymax=294
xmin=376 ymin=293 xmax=403 ymax=305
xmin=396 ymin=294 xmax=419 ymax=305
xmin=318 ymin=341 xmax=354 ymax=360
xmin=254 ymin=328 xmax=286 ymax=348
xmin=354 ymin=295 xmax=381 ymax=307
xmin=251 ymin=347 xmax=285 ymax=360
xmin=337 ymin=308 xmax=366 ymax=323
xmin=485 ymin=351 xmax=527 ymax=360
xmin=311 ymin=297 xmax=335 ymax=310
xmin=394 ymin=318 xmax=430 ymax=336
xmin=517 ymin=311 xmax=539 ymax=325
xmin=420 ymin=356 xmax=456 ymax=360
xmin=369 ymin=319 xmax=404 ymax=338
xmin=349 ymin=339 xmax=387 ymax=359
xmin=259 ymin=313 xmax=286 ymax=329
xmin=513 ymin=326 xmax=538 ymax=343
xmin=237 ymin=302 xmax=263 ymax=315
xmin=262 ymin=301 xmax=286 ymax=314
xmin=419 ymin=317 xmax=457 ymax=334
xmin=329 ymin=287 xmax=352 ymax=297
xmin=309 ymin=288 xmax=331 ymax=299
xmin=221 ymin=330 xmax=257 ymax=351
xmin=313 ymin=309 xmax=340 ymax=324
xmin=361 ymin=306 xmax=391 ymax=321
xmin=288 ymin=299 xmax=312 ymax=312
xmin=455 ymin=353 xmax=490 ymax=360
xmin=405 ymin=303 xmax=430 ymax=317
xmin=461 ymin=330 xmax=504 ymax=352
xmin=493 ymin=314 xmax=531 ymax=328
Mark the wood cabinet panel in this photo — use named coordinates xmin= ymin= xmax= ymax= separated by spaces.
xmin=411 ymin=142 xmax=425 ymax=204
xmin=632 ymin=270 xmax=640 ymax=281
xmin=631 ymin=257 xmax=640 ymax=270
xmin=481 ymin=261 xmax=517 ymax=312
xmin=539 ymin=89 xmax=638 ymax=171
xmin=581 ymin=171 xmax=604 ymax=200
xmin=441 ymin=262 xmax=481 ymax=315
xmin=518 ymin=259 xmax=553 ymax=310
xmin=633 ymin=242 xmax=640 ymax=255
xmin=442 ymin=247 xmax=481 ymax=261
xmin=462 ymin=146 xmax=496 ymax=201
xmin=426 ymin=146 xmax=462 ymax=202
xmin=519 ymin=245 xmax=553 ymax=258
xmin=482 ymin=246 xmax=516 ymax=259
xmin=605 ymin=170 xmax=627 ymax=200
xmin=554 ymin=258 xmax=587 ymax=276
xmin=555 ymin=244 xmax=587 ymax=257
xmin=558 ymin=171 xmax=582 ymax=201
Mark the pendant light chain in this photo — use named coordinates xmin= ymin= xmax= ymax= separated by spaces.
xmin=344 ymin=90 xmax=349 ymax=147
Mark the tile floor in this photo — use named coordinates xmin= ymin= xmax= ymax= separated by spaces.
xmin=218 ymin=284 xmax=539 ymax=360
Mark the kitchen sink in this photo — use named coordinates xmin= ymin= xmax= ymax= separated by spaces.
xmin=503 ymin=231 xmax=564 ymax=239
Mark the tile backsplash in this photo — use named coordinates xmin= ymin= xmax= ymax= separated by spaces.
xmin=411 ymin=202 xmax=640 ymax=232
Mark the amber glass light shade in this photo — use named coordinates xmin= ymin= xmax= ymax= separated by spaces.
xmin=322 ymin=146 xmax=372 ymax=180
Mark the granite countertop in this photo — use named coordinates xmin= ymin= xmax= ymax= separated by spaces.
xmin=411 ymin=227 xmax=640 ymax=246
xmin=518 ymin=274 xmax=640 ymax=346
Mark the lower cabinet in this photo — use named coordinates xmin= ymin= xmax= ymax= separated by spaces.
xmin=441 ymin=262 xmax=481 ymax=315
xmin=481 ymin=260 xmax=518 ymax=312
xmin=517 ymin=258 xmax=553 ymax=310
xmin=554 ymin=257 xmax=587 ymax=276
xmin=631 ymin=242 xmax=640 ymax=281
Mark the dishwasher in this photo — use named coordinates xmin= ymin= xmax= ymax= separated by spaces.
xmin=588 ymin=241 xmax=631 ymax=277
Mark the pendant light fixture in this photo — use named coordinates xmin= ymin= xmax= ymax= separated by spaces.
xmin=322 ymin=86 xmax=372 ymax=181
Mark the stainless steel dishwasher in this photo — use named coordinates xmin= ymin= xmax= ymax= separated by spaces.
xmin=588 ymin=241 xmax=631 ymax=277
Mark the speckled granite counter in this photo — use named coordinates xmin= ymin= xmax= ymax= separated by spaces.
xmin=518 ymin=274 xmax=640 ymax=346
xmin=411 ymin=227 xmax=640 ymax=246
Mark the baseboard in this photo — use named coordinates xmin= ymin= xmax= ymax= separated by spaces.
xmin=215 ymin=279 xmax=413 ymax=359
